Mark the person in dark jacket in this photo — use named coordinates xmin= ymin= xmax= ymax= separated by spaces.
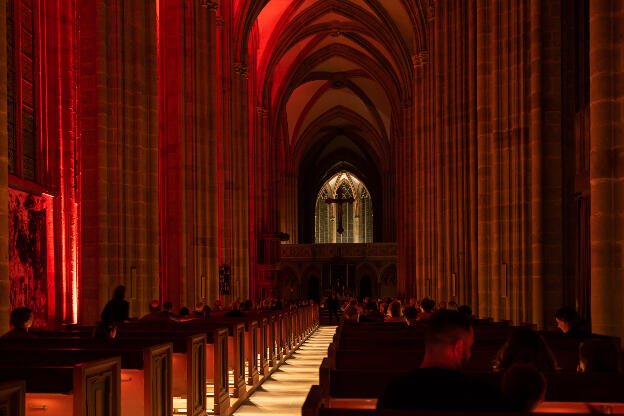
xmin=327 ymin=290 xmax=340 ymax=324
xmin=101 ymin=285 xmax=130 ymax=323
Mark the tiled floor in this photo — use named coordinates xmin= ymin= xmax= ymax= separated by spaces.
xmin=234 ymin=326 xmax=336 ymax=415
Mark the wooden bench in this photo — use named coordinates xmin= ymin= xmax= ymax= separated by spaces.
xmin=111 ymin=328 xmax=210 ymax=416
xmin=319 ymin=360 xmax=624 ymax=405
xmin=0 ymin=356 xmax=121 ymax=416
xmin=302 ymin=385 xmax=624 ymax=416
xmin=0 ymin=340 xmax=172 ymax=416
xmin=0 ymin=380 xmax=25 ymax=416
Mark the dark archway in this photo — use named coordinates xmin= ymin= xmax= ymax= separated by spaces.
xmin=307 ymin=276 xmax=320 ymax=304
xmin=359 ymin=275 xmax=372 ymax=299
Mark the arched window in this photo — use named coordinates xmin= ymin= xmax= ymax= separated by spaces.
xmin=315 ymin=171 xmax=373 ymax=243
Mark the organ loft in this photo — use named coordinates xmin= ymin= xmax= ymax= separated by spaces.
xmin=0 ymin=1 xmax=623 ymax=415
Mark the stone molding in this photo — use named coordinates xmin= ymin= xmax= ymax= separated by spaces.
xmin=200 ymin=0 xmax=219 ymax=11
xmin=234 ymin=62 xmax=248 ymax=78
xmin=280 ymin=243 xmax=397 ymax=260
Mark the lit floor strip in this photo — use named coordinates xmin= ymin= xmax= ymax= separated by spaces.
xmin=233 ymin=326 xmax=337 ymax=415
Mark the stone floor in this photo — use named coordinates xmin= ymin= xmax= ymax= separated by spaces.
xmin=234 ymin=326 xmax=336 ymax=415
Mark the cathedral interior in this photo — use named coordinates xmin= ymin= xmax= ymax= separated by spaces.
xmin=1 ymin=0 xmax=623 ymax=341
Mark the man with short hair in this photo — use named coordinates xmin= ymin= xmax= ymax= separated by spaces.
xmin=377 ymin=310 xmax=504 ymax=411
xmin=139 ymin=300 xmax=170 ymax=322
xmin=1 ymin=307 xmax=35 ymax=339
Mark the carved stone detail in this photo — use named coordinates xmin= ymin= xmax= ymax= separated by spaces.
xmin=200 ymin=0 xmax=219 ymax=11
xmin=412 ymin=51 xmax=429 ymax=67
xmin=234 ymin=62 xmax=249 ymax=78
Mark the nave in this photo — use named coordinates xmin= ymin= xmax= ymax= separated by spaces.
xmin=235 ymin=327 xmax=336 ymax=415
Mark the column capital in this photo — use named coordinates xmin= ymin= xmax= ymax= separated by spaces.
xmin=412 ymin=50 xmax=429 ymax=67
xmin=234 ymin=62 xmax=249 ymax=78
xmin=256 ymin=107 xmax=270 ymax=117
xmin=200 ymin=0 xmax=219 ymax=11
xmin=428 ymin=1 xmax=435 ymax=21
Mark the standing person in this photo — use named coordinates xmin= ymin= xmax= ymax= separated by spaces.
xmin=327 ymin=290 xmax=340 ymax=325
xmin=101 ymin=285 xmax=130 ymax=323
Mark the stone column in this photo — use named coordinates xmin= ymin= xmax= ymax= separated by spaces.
xmin=589 ymin=0 xmax=624 ymax=338
xmin=0 ymin=0 xmax=9 ymax=334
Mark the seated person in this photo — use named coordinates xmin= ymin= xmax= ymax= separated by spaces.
xmin=1 ymin=307 xmax=36 ymax=339
xmin=162 ymin=302 xmax=174 ymax=316
xmin=224 ymin=302 xmax=247 ymax=317
xmin=139 ymin=300 xmax=171 ymax=322
xmin=189 ymin=302 xmax=211 ymax=319
xmin=502 ymin=364 xmax=547 ymax=412
xmin=384 ymin=301 xmax=404 ymax=322
xmin=359 ymin=301 xmax=385 ymax=322
xmin=93 ymin=320 xmax=118 ymax=339
xmin=494 ymin=328 xmax=558 ymax=373
xmin=578 ymin=338 xmax=621 ymax=373
xmin=377 ymin=310 xmax=504 ymax=411
xmin=417 ymin=298 xmax=436 ymax=320
xmin=555 ymin=306 xmax=589 ymax=338
xmin=458 ymin=304 xmax=474 ymax=319
xmin=447 ymin=301 xmax=459 ymax=311
xmin=343 ymin=305 xmax=359 ymax=324
xmin=179 ymin=307 xmax=190 ymax=318
xmin=403 ymin=306 xmax=419 ymax=326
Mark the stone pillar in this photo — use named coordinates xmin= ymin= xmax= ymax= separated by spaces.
xmin=81 ymin=0 xmax=159 ymax=321
xmin=589 ymin=0 xmax=624 ymax=338
xmin=0 ymin=0 xmax=9 ymax=334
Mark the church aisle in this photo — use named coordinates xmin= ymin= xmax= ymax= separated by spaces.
xmin=234 ymin=326 xmax=336 ymax=415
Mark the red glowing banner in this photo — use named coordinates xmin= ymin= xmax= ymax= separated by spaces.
xmin=8 ymin=188 xmax=48 ymax=327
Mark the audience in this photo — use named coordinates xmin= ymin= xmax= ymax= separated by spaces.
xmin=417 ymin=298 xmax=435 ymax=320
xmin=359 ymin=301 xmax=385 ymax=322
xmin=403 ymin=306 xmax=419 ymax=326
xmin=101 ymin=285 xmax=130 ymax=323
xmin=1 ymin=307 xmax=35 ymax=339
xmin=343 ymin=305 xmax=359 ymax=324
xmin=194 ymin=303 xmax=212 ymax=319
xmin=162 ymin=302 xmax=174 ymax=317
xmin=494 ymin=328 xmax=558 ymax=373
xmin=224 ymin=301 xmax=247 ymax=317
xmin=377 ymin=310 xmax=504 ymax=411
xmin=578 ymin=338 xmax=621 ymax=373
xmin=555 ymin=306 xmax=589 ymax=338
xmin=139 ymin=300 xmax=170 ymax=322
xmin=384 ymin=301 xmax=404 ymax=322
xmin=458 ymin=304 xmax=473 ymax=319
xmin=179 ymin=307 xmax=190 ymax=318
xmin=501 ymin=364 xmax=547 ymax=412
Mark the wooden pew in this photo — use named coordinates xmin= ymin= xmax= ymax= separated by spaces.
xmin=194 ymin=317 xmax=260 ymax=389
xmin=0 ymin=380 xmax=25 ymax=416
xmin=173 ymin=320 xmax=246 ymax=400
xmin=302 ymin=385 xmax=623 ymax=416
xmin=0 ymin=356 xmax=121 ymax=416
xmin=111 ymin=328 xmax=210 ymax=416
xmin=319 ymin=360 xmax=624 ymax=406
xmin=0 ymin=340 xmax=172 ymax=416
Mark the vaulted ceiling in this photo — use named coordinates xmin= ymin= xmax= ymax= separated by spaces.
xmin=249 ymin=0 xmax=427 ymax=176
